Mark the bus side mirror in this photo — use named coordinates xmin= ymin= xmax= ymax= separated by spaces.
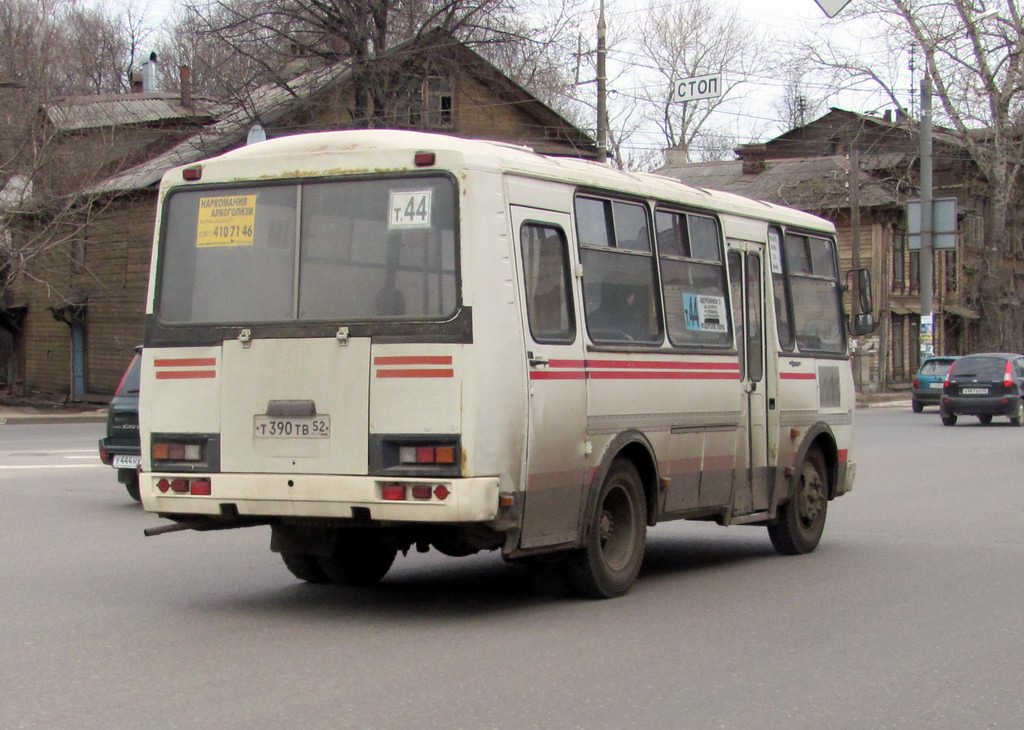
xmin=857 ymin=268 xmax=873 ymax=313
xmin=845 ymin=267 xmax=875 ymax=335
xmin=851 ymin=312 xmax=875 ymax=336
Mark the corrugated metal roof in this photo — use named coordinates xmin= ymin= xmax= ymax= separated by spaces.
xmin=85 ymin=62 xmax=354 ymax=196
xmin=46 ymin=93 xmax=216 ymax=132
xmin=658 ymin=155 xmax=901 ymax=212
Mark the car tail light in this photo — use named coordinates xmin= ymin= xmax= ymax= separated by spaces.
xmin=1004 ymin=359 xmax=1014 ymax=387
xmin=913 ymin=377 xmax=920 ymax=389
xmin=99 ymin=446 xmax=110 ymax=464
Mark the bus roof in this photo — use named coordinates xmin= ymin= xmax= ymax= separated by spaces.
xmin=163 ymin=129 xmax=834 ymax=233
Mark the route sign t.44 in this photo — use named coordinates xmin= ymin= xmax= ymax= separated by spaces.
xmin=814 ymin=0 xmax=852 ymax=17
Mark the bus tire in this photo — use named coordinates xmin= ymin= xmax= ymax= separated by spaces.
xmin=316 ymin=532 xmax=397 ymax=586
xmin=281 ymin=552 xmax=330 ymax=584
xmin=768 ymin=446 xmax=828 ymax=556
xmin=566 ymin=459 xmax=646 ymax=599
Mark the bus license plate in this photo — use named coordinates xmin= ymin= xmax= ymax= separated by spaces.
xmin=254 ymin=416 xmax=331 ymax=439
xmin=113 ymin=455 xmax=141 ymax=468
xmin=961 ymin=387 xmax=988 ymax=395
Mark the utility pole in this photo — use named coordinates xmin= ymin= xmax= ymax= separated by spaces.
xmin=596 ymin=0 xmax=607 ymax=163
xmin=919 ymin=75 xmax=934 ymax=358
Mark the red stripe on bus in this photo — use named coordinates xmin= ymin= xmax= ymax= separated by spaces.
xmin=587 ymin=359 xmax=739 ymax=371
xmin=530 ymin=371 xmax=587 ymax=380
xmin=373 ymin=356 xmax=453 ymax=366
xmin=154 ymin=358 xmax=216 ymax=367
xmin=780 ymin=372 xmax=817 ymax=380
xmin=547 ymin=359 xmax=587 ymax=368
xmin=155 ymin=370 xmax=216 ymax=379
xmin=588 ymin=371 xmax=740 ymax=380
xmin=376 ymin=369 xmax=454 ymax=378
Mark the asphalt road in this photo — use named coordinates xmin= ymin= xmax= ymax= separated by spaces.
xmin=1 ymin=410 xmax=1021 ymax=729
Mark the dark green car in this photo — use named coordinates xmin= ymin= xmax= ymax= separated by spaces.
xmin=98 ymin=348 xmax=141 ymax=501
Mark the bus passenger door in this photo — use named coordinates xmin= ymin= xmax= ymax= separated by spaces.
xmin=511 ymin=206 xmax=588 ymax=549
xmin=727 ymin=243 xmax=770 ymax=515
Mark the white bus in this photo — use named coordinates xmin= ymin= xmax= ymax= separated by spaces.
xmin=139 ymin=130 xmax=874 ymax=598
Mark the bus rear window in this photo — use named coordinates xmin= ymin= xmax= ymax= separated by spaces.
xmin=157 ymin=176 xmax=457 ymax=324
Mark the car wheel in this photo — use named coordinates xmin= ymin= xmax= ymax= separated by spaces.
xmin=912 ymin=399 xmax=923 ymax=413
xmin=316 ymin=531 xmax=397 ymax=586
xmin=768 ymin=446 xmax=828 ymax=555
xmin=124 ymin=472 xmax=141 ymax=502
xmin=941 ymin=413 xmax=957 ymax=426
xmin=1011 ymin=399 xmax=1024 ymax=426
xmin=978 ymin=414 xmax=993 ymax=425
xmin=566 ymin=459 xmax=647 ymax=599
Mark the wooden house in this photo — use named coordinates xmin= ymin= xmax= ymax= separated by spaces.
xmin=659 ymin=108 xmax=1003 ymax=391
xmin=0 ymin=34 xmax=596 ymax=400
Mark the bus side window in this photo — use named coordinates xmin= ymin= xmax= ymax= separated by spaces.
xmin=520 ymin=223 xmax=575 ymax=344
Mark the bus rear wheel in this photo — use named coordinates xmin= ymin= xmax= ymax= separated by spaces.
xmin=281 ymin=552 xmax=330 ymax=583
xmin=768 ymin=447 xmax=828 ymax=555
xmin=566 ymin=459 xmax=646 ymax=599
xmin=316 ymin=531 xmax=397 ymax=586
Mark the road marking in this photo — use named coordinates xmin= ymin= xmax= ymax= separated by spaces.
xmin=0 ymin=464 xmax=108 ymax=470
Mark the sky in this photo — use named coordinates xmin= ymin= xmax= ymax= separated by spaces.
xmin=600 ymin=0 xmax=900 ymax=161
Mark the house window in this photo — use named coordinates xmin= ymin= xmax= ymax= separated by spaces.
xmin=891 ymin=314 xmax=904 ymax=380
xmin=394 ymin=75 xmax=454 ymax=130
xmin=892 ymin=232 xmax=904 ymax=293
xmin=909 ymin=250 xmax=919 ymax=294
xmin=945 ymin=251 xmax=957 ymax=294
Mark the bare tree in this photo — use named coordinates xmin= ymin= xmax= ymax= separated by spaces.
xmin=1 ymin=0 xmax=152 ymax=305
xmin=795 ymin=0 xmax=1024 ymax=349
xmin=624 ymin=0 xmax=776 ymax=165
xmin=772 ymin=70 xmax=826 ymax=131
xmin=174 ymin=0 xmax=519 ymax=125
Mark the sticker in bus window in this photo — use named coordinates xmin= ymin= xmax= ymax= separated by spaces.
xmin=768 ymin=229 xmax=784 ymax=274
xmin=683 ymin=292 xmax=727 ymax=332
xmin=388 ymin=190 xmax=432 ymax=229
xmin=196 ymin=194 xmax=257 ymax=248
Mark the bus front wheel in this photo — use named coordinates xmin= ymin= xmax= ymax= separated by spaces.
xmin=566 ymin=459 xmax=647 ymax=599
xmin=768 ymin=447 xmax=828 ymax=555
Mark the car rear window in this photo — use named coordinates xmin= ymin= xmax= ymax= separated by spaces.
xmin=920 ymin=359 xmax=955 ymax=375
xmin=950 ymin=356 xmax=1006 ymax=381
xmin=116 ymin=354 xmax=141 ymax=396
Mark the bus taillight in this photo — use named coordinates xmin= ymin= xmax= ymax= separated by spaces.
xmin=398 ymin=445 xmax=456 ymax=465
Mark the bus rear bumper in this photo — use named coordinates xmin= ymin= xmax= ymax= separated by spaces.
xmin=141 ymin=473 xmax=501 ymax=523
xmin=836 ymin=460 xmax=855 ymax=497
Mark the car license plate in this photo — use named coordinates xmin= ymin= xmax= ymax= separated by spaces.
xmin=113 ymin=455 xmax=141 ymax=469
xmin=254 ymin=415 xmax=331 ymax=438
xmin=928 ymin=382 xmax=943 ymax=389
xmin=961 ymin=387 xmax=988 ymax=395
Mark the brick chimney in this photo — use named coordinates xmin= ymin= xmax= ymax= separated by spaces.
xmin=740 ymin=144 xmax=767 ymax=175
xmin=179 ymin=65 xmax=192 ymax=109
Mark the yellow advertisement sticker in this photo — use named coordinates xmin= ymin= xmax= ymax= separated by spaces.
xmin=196 ymin=195 xmax=257 ymax=247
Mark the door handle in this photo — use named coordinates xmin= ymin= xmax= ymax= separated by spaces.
xmin=529 ymin=354 xmax=550 ymax=368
